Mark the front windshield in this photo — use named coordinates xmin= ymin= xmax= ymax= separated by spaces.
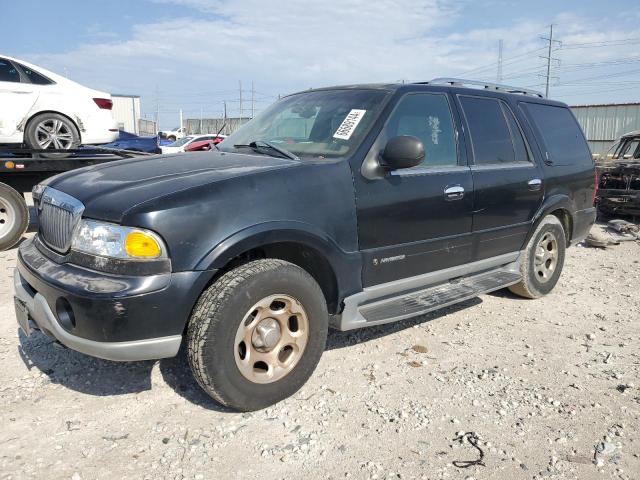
xmin=219 ymin=89 xmax=389 ymax=158
xmin=169 ymin=136 xmax=195 ymax=147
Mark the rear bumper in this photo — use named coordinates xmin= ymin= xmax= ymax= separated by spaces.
xmin=81 ymin=113 xmax=119 ymax=145
xmin=571 ymin=206 xmax=597 ymax=244
xmin=14 ymin=237 xmax=215 ymax=361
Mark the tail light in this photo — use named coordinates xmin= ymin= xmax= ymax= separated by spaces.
xmin=93 ymin=98 xmax=113 ymax=110
xmin=593 ymin=168 xmax=599 ymax=205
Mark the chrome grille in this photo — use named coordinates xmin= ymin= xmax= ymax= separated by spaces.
xmin=35 ymin=187 xmax=84 ymax=253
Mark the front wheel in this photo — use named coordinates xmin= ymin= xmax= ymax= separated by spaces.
xmin=0 ymin=183 xmax=29 ymax=250
xmin=509 ymin=215 xmax=566 ymax=299
xmin=187 ymin=259 xmax=328 ymax=411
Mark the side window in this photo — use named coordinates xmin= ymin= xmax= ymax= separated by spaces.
xmin=501 ymin=103 xmax=531 ymax=163
xmin=616 ymin=139 xmax=640 ymax=160
xmin=16 ymin=62 xmax=53 ymax=85
xmin=0 ymin=58 xmax=20 ymax=83
xmin=522 ymin=103 xmax=592 ymax=165
xmin=382 ymin=93 xmax=457 ymax=168
xmin=459 ymin=96 xmax=515 ymax=165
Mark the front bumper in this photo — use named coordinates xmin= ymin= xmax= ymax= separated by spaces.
xmin=14 ymin=237 xmax=214 ymax=361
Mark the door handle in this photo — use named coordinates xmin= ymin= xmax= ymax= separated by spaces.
xmin=444 ymin=185 xmax=465 ymax=201
xmin=527 ymin=178 xmax=542 ymax=191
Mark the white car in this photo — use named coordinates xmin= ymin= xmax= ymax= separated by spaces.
xmin=160 ymin=134 xmax=222 ymax=154
xmin=159 ymin=126 xmax=187 ymax=142
xmin=0 ymin=55 xmax=118 ymax=151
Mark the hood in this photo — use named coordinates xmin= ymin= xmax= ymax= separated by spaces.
xmin=46 ymin=151 xmax=299 ymax=222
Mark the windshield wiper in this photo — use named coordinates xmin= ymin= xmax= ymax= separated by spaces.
xmin=233 ymin=140 xmax=300 ymax=161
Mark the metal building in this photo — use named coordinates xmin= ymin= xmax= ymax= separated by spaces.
xmin=111 ymin=94 xmax=141 ymax=134
xmin=571 ymin=103 xmax=640 ymax=157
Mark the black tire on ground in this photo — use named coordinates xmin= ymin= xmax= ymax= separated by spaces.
xmin=0 ymin=183 xmax=29 ymax=251
xmin=24 ymin=113 xmax=80 ymax=159
xmin=187 ymin=259 xmax=328 ymax=411
xmin=509 ymin=215 xmax=566 ymax=299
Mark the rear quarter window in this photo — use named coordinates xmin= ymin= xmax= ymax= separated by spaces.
xmin=521 ymin=103 xmax=592 ymax=166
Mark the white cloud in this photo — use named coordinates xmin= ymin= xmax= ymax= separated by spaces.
xmin=17 ymin=0 xmax=640 ymax=125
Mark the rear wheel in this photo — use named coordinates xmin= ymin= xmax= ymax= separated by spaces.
xmin=25 ymin=113 xmax=80 ymax=158
xmin=187 ymin=259 xmax=328 ymax=411
xmin=0 ymin=183 xmax=29 ymax=250
xmin=509 ymin=215 xmax=566 ymax=299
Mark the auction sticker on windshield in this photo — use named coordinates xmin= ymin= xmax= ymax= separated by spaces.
xmin=333 ymin=109 xmax=367 ymax=140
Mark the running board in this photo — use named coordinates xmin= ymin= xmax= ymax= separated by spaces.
xmin=333 ymin=262 xmax=522 ymax=331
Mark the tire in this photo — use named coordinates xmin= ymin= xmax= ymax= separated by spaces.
xmin=25 ymin=113 xmax=80 ymax=158
xmin=509 ymin=215 xmax=566 ymax=299
xmin=187 ymin=259 xmax=328 ymax=411
xmin=0 ymin=183 xmax=29 ymax=250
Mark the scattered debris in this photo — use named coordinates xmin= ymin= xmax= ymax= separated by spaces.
xmin=411 ymin=344 xmax=429 ymax=354
xmin=452 ymin=432 xmax=486 ymax=469
xmin=616 ymin=384 xmax=634 ymax=393
xmin=584 ymin=231 xmax=619 ymax=248
xmin=562 ymin=455 xmax=592 ymax=465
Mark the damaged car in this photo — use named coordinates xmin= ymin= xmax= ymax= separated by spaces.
xmin=0 ymin=55 xmax=118 ymax=151
xmin=597 ymin=130 xmax=640 ymax=217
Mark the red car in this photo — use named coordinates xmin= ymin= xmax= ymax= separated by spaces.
xmin=184 ymin=136 xmax=226 ymax=152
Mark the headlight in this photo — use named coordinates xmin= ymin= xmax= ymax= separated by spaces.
xmin=72 ymin=219 xmax=167 ymax=260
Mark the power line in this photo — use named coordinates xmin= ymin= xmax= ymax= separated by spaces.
xmin=560 ymin=38 xmax=640 ymax=49
xmin=455 ymin=46 xmax=547 ymax=77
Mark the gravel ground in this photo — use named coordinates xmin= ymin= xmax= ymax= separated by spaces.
xmin=0 ymin=225 xmax=638 ymax=480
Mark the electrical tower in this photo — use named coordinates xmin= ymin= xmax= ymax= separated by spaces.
xmin=540 ymin=25 xmax=562 ymax=98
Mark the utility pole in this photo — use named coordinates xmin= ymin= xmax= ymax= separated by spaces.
xmin=179 ymin=108 xmax=183 ymax=132
xmin=251 ymin=81 xmax=255 ymax=118
xmin=497 ymin=39 xmax=503 ymax=83
xmin=540 ymin=25 xmax=561 ymax=98
xmin=239 ymin=80 xmax=243 ymax=120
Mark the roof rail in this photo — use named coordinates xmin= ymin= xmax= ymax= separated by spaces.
xmin=422 ymin=78 xmax=544 ymax=98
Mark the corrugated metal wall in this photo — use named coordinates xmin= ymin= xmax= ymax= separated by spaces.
xmin=112 ymin=95 xmax=141 ymax=134
xmin=571 ymin=103 xmax=640 ymax=156
xmin=184 ymin=117 xmax=250 ymax=136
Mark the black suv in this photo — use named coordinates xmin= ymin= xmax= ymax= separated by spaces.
xmin=14 ymin=79 xmax=596 ymax=411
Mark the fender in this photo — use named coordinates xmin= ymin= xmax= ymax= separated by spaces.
xmin=525 ymin=193 xmax=574 ymax=245
xmin=195 ymin=221 xmax=363 ymax=302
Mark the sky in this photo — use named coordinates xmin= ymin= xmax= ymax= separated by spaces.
xmin=2 ymin=0 xmax=640 ymax=129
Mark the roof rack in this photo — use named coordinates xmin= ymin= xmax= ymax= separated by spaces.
xmin=421 ymin=78 xmax=544 ymax=98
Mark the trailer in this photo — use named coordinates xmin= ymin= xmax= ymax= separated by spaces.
xmin=0 ymin=147 xmax=153 ymax=250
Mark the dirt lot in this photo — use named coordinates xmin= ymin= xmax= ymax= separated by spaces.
xmin=0 ymin=225 xmax=638 ymax=480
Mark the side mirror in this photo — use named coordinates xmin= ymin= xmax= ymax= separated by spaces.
xmin=381 ymin=135 xmax=425 ymax=170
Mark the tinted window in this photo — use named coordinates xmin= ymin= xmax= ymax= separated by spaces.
xmin=523 ymin=103 xmax=592 ymax=165
xmin=501 ymin=103 xmax=530 ymax=163
xmin=16 ymin=62 xmax=53 ymax=85
xmin=0 ymin=59 xmax=20 ymax=83
xmin=383 ymin=93 xmax=457 ymax=168
xmin=460 ymin=96 xmax=514 ymax=165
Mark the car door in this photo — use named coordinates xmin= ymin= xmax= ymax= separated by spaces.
xmin=455 ymin=94 xmax=544 ymax=260
xmin=353 ymin=91 xmax=474 ymax=287
xmin=0 ymin=58 xmax=39 ymax=141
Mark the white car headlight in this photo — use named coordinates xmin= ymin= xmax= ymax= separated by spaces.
xmin=72 ymin=219 xmax=168 ymax=260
